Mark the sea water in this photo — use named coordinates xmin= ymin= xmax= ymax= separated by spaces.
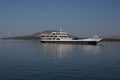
xmin=0 ymin=40 xmax=120 ymax=80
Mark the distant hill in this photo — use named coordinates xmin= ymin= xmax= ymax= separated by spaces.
xmin=102 ymin=34 xmax=120 ymax=41
xmin=30 ymin=30 xmax=58 ymax=37
xmin=2 ymin=35 xmax=40 ymax=40
xmin=108 ymin=34 xmax=120 ymax=39
xmin=1 ymin=30 xmax=75 ymax=40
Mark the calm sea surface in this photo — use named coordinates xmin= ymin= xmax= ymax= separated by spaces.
xmin=0 ymin=40 xmax=120 ymax=80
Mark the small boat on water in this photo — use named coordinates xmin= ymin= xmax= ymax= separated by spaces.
xmin=40 ymin=29 xmax=102 ymax=45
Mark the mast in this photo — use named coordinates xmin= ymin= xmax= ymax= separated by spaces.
xmin=60 ymin=28 xmax=63 ymax=32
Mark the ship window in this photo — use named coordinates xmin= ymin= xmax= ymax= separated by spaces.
xmin=56 ymin=38 xmax=60 ymax=40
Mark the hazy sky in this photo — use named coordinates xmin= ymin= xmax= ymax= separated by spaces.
xmin=0 ymin=0 xmax=120 ymax=37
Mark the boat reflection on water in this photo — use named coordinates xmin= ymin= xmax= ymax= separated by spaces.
xmin=40 ymin=43 xmax=73 ymax=58
xmin=40 ymin=43 xmax=101 ymax=58
xmin=77 ymin=44 xmax=101 ymax=54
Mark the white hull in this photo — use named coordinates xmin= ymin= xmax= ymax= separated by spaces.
xmin=41 ymin=38 xmax=102 ymax=45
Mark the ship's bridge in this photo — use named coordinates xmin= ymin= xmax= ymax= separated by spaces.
xmin=51 ymin=31 xmax=68 ymax=36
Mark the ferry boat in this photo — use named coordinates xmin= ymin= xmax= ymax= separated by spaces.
xmin=40 ymin=29 xmax=102 ymax=45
